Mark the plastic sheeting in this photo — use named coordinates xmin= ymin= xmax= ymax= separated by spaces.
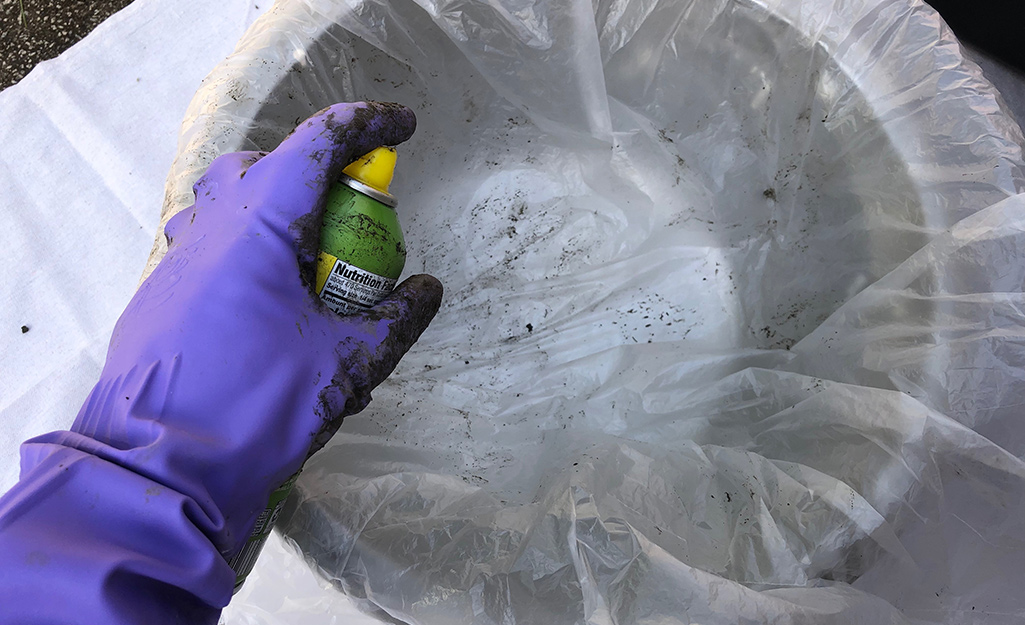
xmin=151 ymin=0 xmax=1025 ymax=623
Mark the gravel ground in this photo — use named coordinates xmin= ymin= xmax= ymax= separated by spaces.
xmin=0 ymin=0 xmax=135 ymax=90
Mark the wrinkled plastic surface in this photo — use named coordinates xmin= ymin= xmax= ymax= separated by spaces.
xmin=151 ymin=0 xmax=1025 ymax=623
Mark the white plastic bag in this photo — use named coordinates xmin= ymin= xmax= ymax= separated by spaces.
xmin=153 ymin=0 xmax=1025 ymax=622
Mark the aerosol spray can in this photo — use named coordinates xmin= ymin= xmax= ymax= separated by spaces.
xmin=229 ymin=147 xmax=406 ymax=591
xmin=315 ymin=147 xmax=406 ymax=314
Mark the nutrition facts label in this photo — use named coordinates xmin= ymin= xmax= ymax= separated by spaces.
xmin=318 ymin=256 xmax=396 ymax=315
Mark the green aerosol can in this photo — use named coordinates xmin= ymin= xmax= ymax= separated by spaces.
xmin=315 ymin=147 xmax=406 ymax=313
xmin=229 ymin=148 xmax=406 ymax=592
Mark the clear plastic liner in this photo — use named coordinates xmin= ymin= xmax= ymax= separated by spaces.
xmin=148 ymin=0 xmax=1025 ymax=622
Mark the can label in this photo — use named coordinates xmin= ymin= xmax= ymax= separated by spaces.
xmin=229 ymin=471 xmax=300 ymax=592
xmin=315 ymin=251 xmax=397 ymax=315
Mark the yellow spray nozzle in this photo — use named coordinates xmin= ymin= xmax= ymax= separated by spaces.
xmin=342 ymin=147 xmax=397 ymax=194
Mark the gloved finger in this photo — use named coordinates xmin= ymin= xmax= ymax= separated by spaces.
xmin=356 ymin=274 xmax=444 ymax=387
xmin=310 ymin=274 xmax=443 ymax=454
xmin=362 ymin=273 xmax=445 ymax=371
xmin=245 ymin=101 xmax=416 ymax=227
xmin=192 ymin=151 xmax=266 ymax=200
xmin=162 ymin=207 xmax=194 ymax=247
xmin=165 ymin=152 xmax=268 ymax=246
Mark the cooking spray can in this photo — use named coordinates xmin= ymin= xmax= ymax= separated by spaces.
xmin=228 ymin=147 xmax=406 ymax=592
xmin=315 ymin=147 xmax=406 ymax=314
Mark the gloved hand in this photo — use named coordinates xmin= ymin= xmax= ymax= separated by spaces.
xmin=0 ymin=102 xmax=442 ymax=625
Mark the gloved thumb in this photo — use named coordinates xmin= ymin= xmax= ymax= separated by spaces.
xmin=311 ymin=274 xmax=443 ymax=454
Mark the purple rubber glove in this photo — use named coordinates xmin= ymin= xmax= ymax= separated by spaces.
xmin=0 ymin=102 xmax=442 ymax=625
